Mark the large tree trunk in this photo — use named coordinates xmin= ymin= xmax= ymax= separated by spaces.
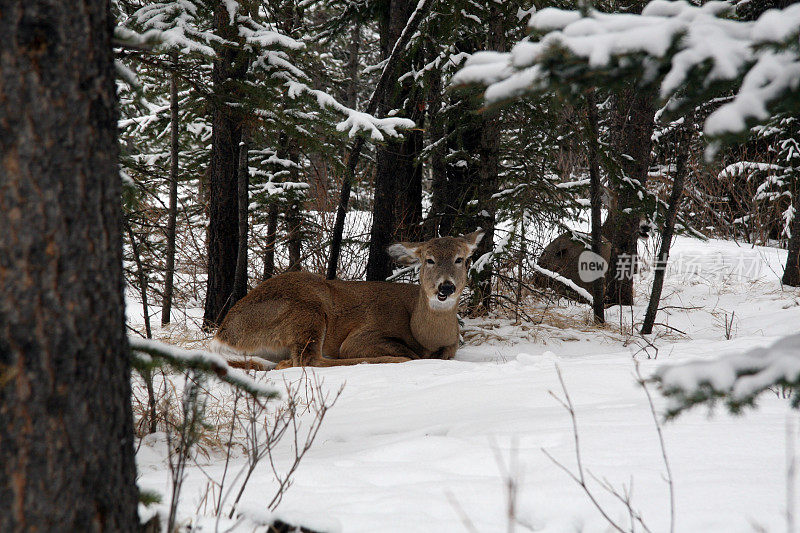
xmin=467 ymin=5 xmax=507 ymax=315
xmin=394 ymin=118 xmax=424 ymax=243
xmin=0 ymin=1 xmax=139 ymax=530
xmin=162 ymin=54 xmax=180 ymax=326
xmin=366 ymin=0 xmax=424 ymax=281
xmin=430 ymin=7 xmax=506 ymax=315
xmin=325 ymin=0 xmax=435 ymax=279
xmin=427 ymin=66 xmax=448 ymax=239
xmin=468 ymin=106 xmax=501 ymax=315
xmin=783 ymin=180 xmax=800 ymax=286
xmin=586 ymin=90 xmax=606 ymax=323
xmin=604 ymin=86 xmax=656 ymax=306
xmin=366 ymin=145 xmax=398 ymax=280
xmin=203 ymin=2 xmax=249 ymax=329
xmin=232 ymin=124 xmax=250 ymax=302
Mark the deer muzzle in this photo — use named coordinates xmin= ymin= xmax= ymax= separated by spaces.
xmin=437 ymin=281 xmax=456 ymax=301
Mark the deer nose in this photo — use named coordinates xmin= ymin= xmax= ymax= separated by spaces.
xmin=438 ymin=281 xmax=456 ymax=297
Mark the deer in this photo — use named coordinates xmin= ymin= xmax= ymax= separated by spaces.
xmin=210 ymin=231 xmax=484 ymax=370
xmin=535 ymin=219 xmax=650 ymax=301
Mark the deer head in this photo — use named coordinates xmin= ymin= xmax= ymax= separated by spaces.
xmin=388 ymin=230 xmax=484 ymax=311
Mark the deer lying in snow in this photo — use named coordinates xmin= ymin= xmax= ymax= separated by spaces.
xmin=211 ymin=231 xmax=484 ymax=370
xmin=535 ymin=220 xmax=650 ymax=301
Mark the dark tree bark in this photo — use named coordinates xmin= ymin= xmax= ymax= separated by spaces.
xmin=366 ymin=0 xmax=425 ymax=281
xmin=232 ymin=124 xmax=250 ymax=302
xmin=426 ymin=7 xmax=507 ymax=314
xmin=466 ymin=3 xmax=508 ymax=314
xmin=641 ymin=127 xmax=690 ymax=334
xmin=0 ymin=1 xmax=139 ymax=530
xmin=586 ymin=90 xmax=606 ymax=323
xmin=468 ymin=104 xmax=501 ymax=315
xmin=203 ymin=2 xmax=249 ymax=329
xmin=263 ymin=203 xmax=279 ymax=280
xmin=286 ymin=146 xmax=303 ymax=271
xmin=426 ymin=66 xmax=448 ymax=239
xmin=783 ymin=180 xmax=800 ymax=286
xmin=345 ymin=23 xmax=361 ymax=108
xmin=604 ymin=86 xmax=657 ymax=306
xmin=468 ymin=4 xmax=508 ymax=315
xmin=436 ymin=113 xmax=482 ymax=238
xmin=325 ymin=0 xmax=435 ymax=279
xmin=394 ymin=116 xmax=424 ymax=243
xmin=162 ymin=54 xmax=180 ymax=326
xmin=264 ymin=134 xmax=289 ymax=280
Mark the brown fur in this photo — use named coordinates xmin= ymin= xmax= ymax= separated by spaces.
xmin=536 ymin=221 xmax=649 ymax=300
xmin=536 ymin=230 xmax=612 ymax=300
xmin=212 ymin=231 xmax=483 ymax=369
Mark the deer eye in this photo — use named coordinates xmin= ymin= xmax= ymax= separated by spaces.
xmin=426 ymin=258 xmax=435 ymax=265
xmin=455 ymin=257 xmax=463 ymax=264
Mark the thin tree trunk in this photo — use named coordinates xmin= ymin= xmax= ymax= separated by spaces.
xmin=233 ymin=124 xmax=250 ymax=302
xmin=263 ymin=134 xmax=289 ymax=280
xmin=325 ymin=0 xmax=437 ymax=279
xmin=286 ymin=146 xmax=302 ymax=271
xmin=203 ymin=2 xmax=249 ymax=330
xmin=0 ymin=1 xmax=138 ymax=529
xmin=515 ymin=218 xmax=526 ymax=324
xmin=346 ymin=23 xmax=361 ymax=108
xmin=586 ymin=90 xmax=605 ymax=323
xmin=126 ymin=222 xmax=153 ymax=339
xmin=162 ymin=53 xmax=180 ymax=326
xmin=394 ymin=121 xmax=425 ymax=243
xmin=125 ymin=221 xmax=158 ymax=434
xmin=641 ymin=128 xmax=690 ymax=334
xmin=263 ymin=202 xmax=279 ymax=280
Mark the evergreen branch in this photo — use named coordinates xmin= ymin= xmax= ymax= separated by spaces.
xmin=129 ymin=337 xmax=279 ymax=399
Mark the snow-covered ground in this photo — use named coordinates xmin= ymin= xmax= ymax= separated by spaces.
xmin=132 ymin=236 xmax=800 ymax=532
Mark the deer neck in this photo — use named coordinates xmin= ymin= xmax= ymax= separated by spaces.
xmin=410 ymin=290 xmax=459 ymax=351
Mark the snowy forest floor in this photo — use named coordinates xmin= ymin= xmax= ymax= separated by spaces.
xmin=130 ymin=236 xmax=800 ymax=532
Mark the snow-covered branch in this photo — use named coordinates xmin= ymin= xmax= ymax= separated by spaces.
xmin=129 ymin=337 xmax=279 ymax=398
xmin=655 ymin=333 xmax=800 ymax=418
xmin=453 ymin=0 xmax=800 ymax=146
xmin=533 ymin=264 xmax=593 ymax=304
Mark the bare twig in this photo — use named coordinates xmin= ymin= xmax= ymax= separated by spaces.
xmin=543 ymin=365 xmax=627 ymax=533
xmin=445 ymin=491 xmax=481 ymax=533
xmin=634 ymin=360 xmax=675 ymax=533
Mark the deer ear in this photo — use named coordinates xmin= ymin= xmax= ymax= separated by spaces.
xmin=462 ymin=230 xmax=485 ymax=256
xmin=387 ymin=242 xmax=422 ymax=265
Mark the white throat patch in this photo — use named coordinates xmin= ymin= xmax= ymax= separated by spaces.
xmin=429 ymin=296 xmax=457 ymax=311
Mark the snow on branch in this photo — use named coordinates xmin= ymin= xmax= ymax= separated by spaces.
xmin=286 ymin=81 xmax=415 ymax=141
xmin=654 ymin=333 xmax=800 ymax=418
xmin=453 ymin=0 xmax=800 ymax=143
xmin=718 ymin=161 xmax=783 ymax=180
xmin=129 ymin=337 xmax=279 ymax=398
xmin=533 ymin=264 xmax=593 ymax=304
xmin=128 ymin=1 xmax=221 ymax=56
